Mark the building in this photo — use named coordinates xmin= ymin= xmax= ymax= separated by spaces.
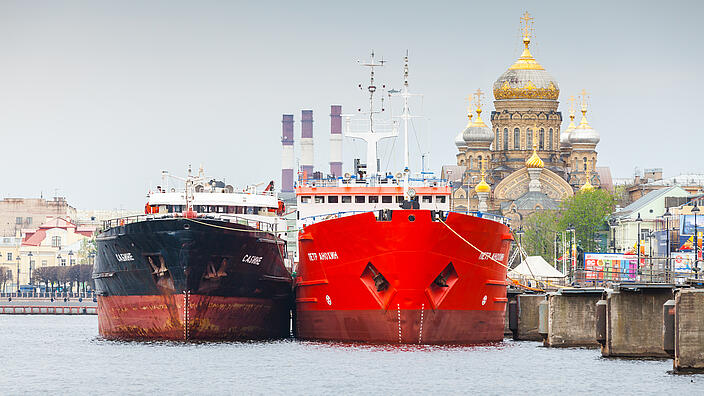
xmin=0 ymin=197 xmax=77 ymax=237
xmin=624 ymin=169 xmax=704 ymax=203
xmin=443 ymin=12 xmax=605 ymax=226
xmin=610 ymin=186 xmax=690 ymax=254
xmin=13 ymin=217 xmax=94 ymax=290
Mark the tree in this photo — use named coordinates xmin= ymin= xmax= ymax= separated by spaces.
xmin=558 ymin=189 xmax=617 ymax=253
xmin=521 ymin=210 xmax=560 ymax=264
xmin=32 ymin=267 xmax=52 ymax=292
xmin=77 ymin=237 xmax=97 ymax=265
xmin=0 ymin=266 xmax=11 ymax=292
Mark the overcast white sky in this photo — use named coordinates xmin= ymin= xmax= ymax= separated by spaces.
xmin=0 ymin=0 xmax=701 ymax=209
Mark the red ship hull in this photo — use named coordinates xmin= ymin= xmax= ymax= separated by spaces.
xmin=295 ymin=210 xmax=512 ymax=344
xmin=98 ymin=294 xmax=290 ymax=340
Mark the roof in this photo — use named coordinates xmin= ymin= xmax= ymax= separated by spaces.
xmin=509 ymin=256 xmax=565 ymax=279
xmin=596 ymin=167 xmax=613 ymax=191
xmin=39 ymin=217 xmax=76 ymax=229
xmin=643 ymin=173 xmax=704 ymax=188
xmin=22 ymin=229 xmax=46 ymax=246
xmin=613 ymin=185 xmax=686 ymax=220
xmin=441 ymin=165 xmax=467 ymax=183
xmin=501 ymin=191 xmax=559 ymax=211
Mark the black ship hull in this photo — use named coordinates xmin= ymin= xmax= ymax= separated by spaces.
xmin=94 ymin=217 xmax=293 ymax=340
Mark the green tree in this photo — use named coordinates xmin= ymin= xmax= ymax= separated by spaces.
xmin=558 ymin=189 xmax=616 ymax=252
xmin=77 ymin=237 xmax=97 ymax=265
xmin=520 ymin=210 xmax=560 ymax=263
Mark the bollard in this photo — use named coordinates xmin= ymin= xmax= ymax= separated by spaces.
xmin=596 ymin=299 xmax=607 ymax=346
xmin=538 ymin=299 xmax=549 ymax=342
xmin=663 ymin=299 xmax=676 ymax=357
xmin=508 ymin=300 xmax=518 ymax=338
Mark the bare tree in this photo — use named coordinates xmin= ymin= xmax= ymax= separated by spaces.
xmin=0 ymin=266 xmax=11 ymax=292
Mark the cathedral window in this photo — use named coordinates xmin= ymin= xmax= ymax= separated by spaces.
xmin=478 ymin=155 xmax=482 ymax=168
xmin=468 ymin=156 xmax=473 ymax=170
xmin=548 ymin=128 xmax=554 ymax=150
xmin=526 ymin=128 xmax=532 ymax=149
xmin=513 ymin=128 xmax=520 ymax=150
xmin=495 ymin=128 xmax=499 ymax=149
xmin=583 ymin=157 xmax=587 ymax=171
xmin=503 ymin=128 xmax=508 ymax=150
xmin=539 ymin=128 xmax=545 ymax=150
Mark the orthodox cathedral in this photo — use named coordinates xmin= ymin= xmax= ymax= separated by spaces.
xmin=442 ymin=12 xmax=601 ymax=226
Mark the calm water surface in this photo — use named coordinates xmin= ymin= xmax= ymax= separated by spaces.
xmin=0 ymin=316 xmax=700 ymax=395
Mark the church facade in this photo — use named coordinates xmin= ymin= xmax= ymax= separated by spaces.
xmin=443 ymin=12 xmax=601 ymax=226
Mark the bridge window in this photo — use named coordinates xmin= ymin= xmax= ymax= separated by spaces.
xmin=341 ymin=196 xmax=352 ymax=203
xmin=355 ymin=196 xmax=365 ymax=204
xmin=396 ymin=196 xmax=404 ymax=203
xmin=422 ymin=196 xmax=432 ymax=203
xmin=328 ymin=196 xmax=338 ymax=203
xmin=300 ymin=196 xmax=311 ymax=203
xmin=314 ymin=196 xmax=325 ymax=203
xmin=382 ymin=196 xmax=393 ymax=203
xmin=369 ymin=196 xmax=379 ymax=203
xmin=436 ymin=196 xmax=446 ymax=203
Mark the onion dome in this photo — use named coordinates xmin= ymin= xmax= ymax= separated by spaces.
xmin=580 ymin=179 xmax=595 ymax=192
xmin=561 ymin=96 xmax=576 ymax=148
xmin=493 ymin=22 xmax=559 ymax=101
xmin=569 ymin=107 xmax=600 ymax=145
xmin=463 ymin=108 xmax=493 ymax=144
xmin=455 ymin=113 xmax=472 ymax=148
xmin=525 ymin=129 xmax=544 ymax=168
xmin=475 ymin=162 xmax=491 ymax=193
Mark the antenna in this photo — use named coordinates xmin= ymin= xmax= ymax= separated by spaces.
xmin=346 ymin=51 xmax=397 ymax=178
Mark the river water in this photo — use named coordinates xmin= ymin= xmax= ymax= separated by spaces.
xmin=0 ymin=316 xmax=700 ymax=395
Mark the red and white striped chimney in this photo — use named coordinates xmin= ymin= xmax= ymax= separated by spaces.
xmin=329 ymin=105 xmax=342 ymax=177
xmin=300 ymin=110 xmax=314 ymax=178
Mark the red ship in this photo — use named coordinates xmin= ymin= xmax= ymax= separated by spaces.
xmin=293 ymin=53 xmax=512 ymax=344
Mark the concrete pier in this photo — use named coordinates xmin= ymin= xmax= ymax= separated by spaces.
xmin=543 ymin=289 xmax=603 ymax=348
xmin=599 ymin=284 xmax=673 ymax=358
xmin=505 ymin=289 xmax=522 ymax=337
xmin=673 ymin=289 xmax=704 ymax=372
xmin=513 ymin=294 xmax=545 ymax=341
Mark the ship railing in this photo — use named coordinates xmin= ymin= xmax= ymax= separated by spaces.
xmin=102 ymin=213 xmax=279 ymax=233
xmin=300 ymin=209 xmax=509 ymax=226
xmin=296 ymin=176 xmax=449 ymax=188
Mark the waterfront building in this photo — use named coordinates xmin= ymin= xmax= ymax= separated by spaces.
xmin=442 ymin=12 xmax=606 ymax=226
xmin=0 ymin=197 xmax=77 ymax=237
xmin=16 ymin=217 xmax=93 ymax=288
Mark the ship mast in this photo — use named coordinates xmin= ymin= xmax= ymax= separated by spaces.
xmin=395 ymin=51 xmax=423 ymax=199
xmin=345 ymin=51 xmax=397 ymax=178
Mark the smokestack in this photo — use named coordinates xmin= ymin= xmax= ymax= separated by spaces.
xmin=281 ymin=114 xmax=294 ymax=193
xmin=329 ymin=105 xmax=342 ymax=177
xmin=301 ymin=109 xmax=314 ymax=178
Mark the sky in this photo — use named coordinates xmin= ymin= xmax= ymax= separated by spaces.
xmin=0 ymin=0 xmax=701 ymax=210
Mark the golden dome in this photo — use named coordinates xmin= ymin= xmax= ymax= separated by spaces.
xmin=475 ymin=159 xmax=491 ymax=193
xmin=580 ymin=180 xmax=595 ymax=192
xmin=493 ymin=13 xmax=559 ymax=101
xmin=475 ymin=177 xmax=491 ymax=193
xmin=525 ymin=151 xmax=544 ymax=168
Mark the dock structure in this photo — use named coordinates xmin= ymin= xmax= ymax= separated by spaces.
xmin=510 ymin=293 xmax=545 ymax=341
xmin=672 ymin=289 xmax=704 ymax=372
xmin=541 ymin=288 xmax=603 ymax=348
xmin=0 ymin=305 xmax=97 ymax=315
xmin=597 ymin=284 xmax=673 ymax=358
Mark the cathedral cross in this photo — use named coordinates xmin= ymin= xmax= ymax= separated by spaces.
xmin=520 ymin=11 xmax=533 ymax=39
xmin=473 ymin=88 xmax=485 ymax=110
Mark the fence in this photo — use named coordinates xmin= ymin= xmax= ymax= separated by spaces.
xmin=0 ymin=306 xmax=97 ymax=315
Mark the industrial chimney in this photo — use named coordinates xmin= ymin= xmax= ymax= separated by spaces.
xmin=329 ymin=105 xmax=342 ymax=177
xmin=301 ymin=110 xmax=314 ymax=179
xmin=281 ymin=114 xmax=294 ymax=193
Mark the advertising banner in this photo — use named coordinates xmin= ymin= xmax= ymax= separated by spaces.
xmin=680 ymin=215 xmax=704 ymax=236
xmin=671 ymin=252 xmax=696 ymax=275
xmin=584 ymin=253 xmax=637 ymax=281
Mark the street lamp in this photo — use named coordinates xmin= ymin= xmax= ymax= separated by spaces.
xmin=663 ymin=208 xmax=672 ymax=282
xmin=27 ymin=252 xmax=33 ymax=286
xmin=693 ymin=202 xmax=700 ymax=279
xmin=68 ymin=250 xmax=74 ymax=266
xmin=16 ymin=255 xmax=21 ymax=294
xmin=636 ymin=213 xmax=642 ymax=280
xmin=566 ymin=224 xmax=576 ymax=282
